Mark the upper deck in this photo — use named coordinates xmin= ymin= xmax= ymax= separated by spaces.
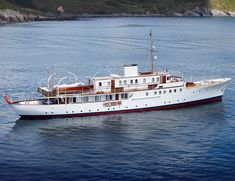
xmin=37 ymin=64 xmax=183 ymax=97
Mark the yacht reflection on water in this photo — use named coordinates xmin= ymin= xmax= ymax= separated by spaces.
xmin=11 ymin=102 xmax=228 ymax=169
xmin=12 ymin=102 xmax=226 ymax=134
xmin=12 ymin=114 xmax=130 ymax=135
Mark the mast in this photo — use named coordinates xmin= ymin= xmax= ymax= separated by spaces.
xmin=149 ymin=30 xmax=157 ymax=73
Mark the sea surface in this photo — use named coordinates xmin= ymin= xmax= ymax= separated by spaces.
xmin=0 ymin=17 xmax=235 ymax=180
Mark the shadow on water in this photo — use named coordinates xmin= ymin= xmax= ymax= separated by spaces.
xmin=12 ymin=102 xmax=227 ymax=135
xmin=12 ymin=114 xmax=131 ymax=135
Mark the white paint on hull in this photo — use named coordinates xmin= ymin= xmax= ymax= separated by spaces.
xmin=12 ymin=78 xmax=230 ymax=117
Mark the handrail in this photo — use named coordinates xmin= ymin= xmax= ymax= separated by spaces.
xmin=56 ymin=77 xmax=69 ymax=96
xmin=68 ymin=72 xmax=78 ymax=83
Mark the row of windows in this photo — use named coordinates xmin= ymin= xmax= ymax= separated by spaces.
xmin=146 ymin=88 xmax=182 ymax=96
xmin=68 ymin=93 xmax=129 ymax=103
xmin=98 ymin=77 xmax=160 ymax=87
xmin=120 ymin=77 xmax=160 ymax=86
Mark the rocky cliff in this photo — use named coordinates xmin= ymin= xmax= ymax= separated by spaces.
xmin=1 ymin=0 xmax=235 ymax=24
xmin=0 ymin=9 xmax=78 ymax=24
xmin=0 ymin=9 xmax=37 ymax=24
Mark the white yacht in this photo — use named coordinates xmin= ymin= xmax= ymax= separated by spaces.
xmin=4 ymin=33 xmax=231 ymax=119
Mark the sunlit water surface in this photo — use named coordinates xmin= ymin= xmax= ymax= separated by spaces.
xmin=0 ymin=17 xmax=235 ymax=180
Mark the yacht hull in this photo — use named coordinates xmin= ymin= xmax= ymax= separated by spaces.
xmin=19 ymin=95 xmax=222 ymax=120
xmin=11 ymin=78 xmax=229 ymax=120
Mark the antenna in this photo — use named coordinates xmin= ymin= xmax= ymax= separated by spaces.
xmin=149 ymin=30 xmax=157 ymax=73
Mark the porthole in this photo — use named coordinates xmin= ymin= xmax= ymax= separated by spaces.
xmin=145 ymin=104 xmax=147 ymax=106
xmin=80 ymin=110 xmax=83 ymax=112
xmin=146 ymin=92 xmax=149 ymax=96
xmin=108 ymin=108 xmax=110 ymax=110
xmin=97 ymin=109 xmax=99 ymax=111
xmin=45 ymin=112 xmax=47 ymax=114
xmin=66 ymin=111 xmax=68 ymax=113
xmin=154 ymin=91 xmax=157 ymax=95
xmin=169 ymin=90 xmax=172 ymax=93
xmin=89 ymin=110 xmax=91 ymax=112
xmin=126 ymin=106 xmax=128 ymax=108
xmin=180 ymin=88 xmax=182 ymax=92
xmin=136 ymin=105 xmax=138 ymax=107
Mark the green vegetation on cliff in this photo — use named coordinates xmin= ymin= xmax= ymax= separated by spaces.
xmin=1 ymin=0 xmax=207 ymax=14
xmin=0 ymin=0 xmax=16 ymax=9
xmin=209 ymin=0 xmax=235 ymax=11
xmin=1 ymin=0 xmax=235 ymax=14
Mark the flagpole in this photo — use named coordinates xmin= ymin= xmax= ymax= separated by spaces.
xmin=150 ymin=30 xmax=154 ymax=73
xmin=149 ymin=30 xmax=157 ymax=73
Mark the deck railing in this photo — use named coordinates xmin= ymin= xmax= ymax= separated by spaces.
xmin=6 ymin=92 xmax=46 ymax=103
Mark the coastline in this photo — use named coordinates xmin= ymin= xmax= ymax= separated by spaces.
xmin=1 ymin=9 xmax=235 ymax=25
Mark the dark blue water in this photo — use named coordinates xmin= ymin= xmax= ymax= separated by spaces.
xmin=0 ymin=17 xmax=235 ymax=180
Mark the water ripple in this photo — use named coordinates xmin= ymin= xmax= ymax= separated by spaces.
xmin=0 ymin=17 xmax=235 ymax=180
